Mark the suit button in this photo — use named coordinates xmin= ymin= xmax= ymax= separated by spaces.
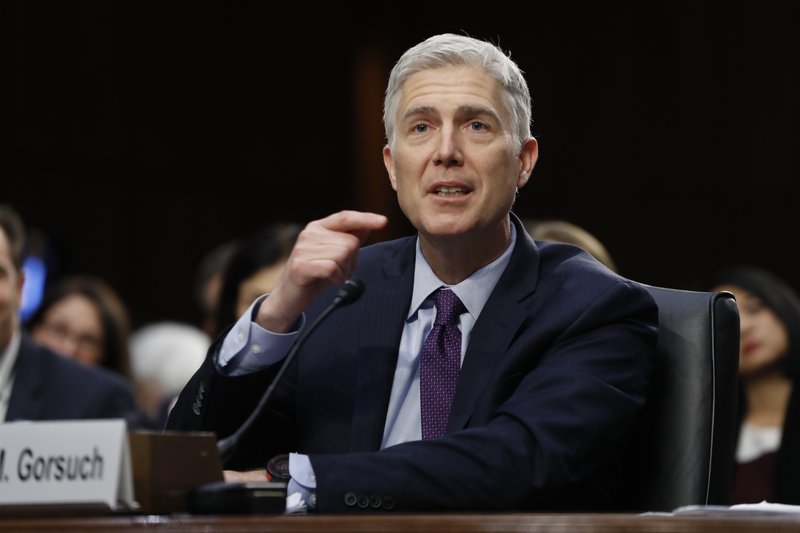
xmin=192 ymin=382 xmax=206 ymax=414
xmin=357 ymin=495 xmax=369 ymax=508
xmin=382 ymin=496 xmax=395 ymax=510
xmin=369 ymin=494 xmax=382 ymax=508
xmin=344 ymin=492 xmax=357 ymax=507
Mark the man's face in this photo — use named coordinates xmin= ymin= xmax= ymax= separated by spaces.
xmin=383 ymin=65 xmax=537 ymax=244
xmin=0 ymin=229 xmax=23 ymax=353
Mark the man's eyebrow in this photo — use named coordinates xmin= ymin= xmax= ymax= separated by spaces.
xmin=455 ymin=105 xmax=501 ymax=122
xmin=401 ymin=105 xmax=501 ymax=122
xmin=401 ymin=106 xmax=436 ymax=122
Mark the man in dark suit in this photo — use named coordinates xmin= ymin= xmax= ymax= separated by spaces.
xmin=167 ymin=33 xmax=658 ymax=512
xmin=0 ymin=205 xmax=140 ymax=425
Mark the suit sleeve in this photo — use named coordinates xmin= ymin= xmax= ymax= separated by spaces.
xmin=165 ymin=337 xmax=296 ymax=470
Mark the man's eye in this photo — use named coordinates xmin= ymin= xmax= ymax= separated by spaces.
xmin=413 ymin=124 xmax=429 ymax=133
xmin=469 ymin=122 xmax=487 ymax=131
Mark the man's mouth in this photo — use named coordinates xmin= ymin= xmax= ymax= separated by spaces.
xmin=434 ymin=186 xmax=467 ymax=196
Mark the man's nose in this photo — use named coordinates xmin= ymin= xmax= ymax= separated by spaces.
xmin=433 ymin=128 xmax=464 ymax=168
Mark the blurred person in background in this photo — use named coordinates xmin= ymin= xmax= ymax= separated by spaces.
xmin=0 ymin=204 xmax=140 ymax=426
xmin=27 ymin=275 xmax=133 ymax=380
xmin=524 ymin=218 xmax=617 ymax=273
xmin=194 ymin=240 xmax=237 ymax=338
xmin=211 ymin=222 xmax=302 ymax=338
xmin=129 ymin=321 xmax=209 ymax=428
xmin=709 ymin=265 xmax=800 ymax=504
xmin=125 ymin=223 xmax=301 ymax=428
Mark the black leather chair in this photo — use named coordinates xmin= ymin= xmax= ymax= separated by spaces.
xmin=618 ymin=285 xmax=740 ymax=512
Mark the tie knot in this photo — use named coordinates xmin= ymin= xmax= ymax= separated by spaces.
xmin=432 ymin=288 xmax=465 ymax=326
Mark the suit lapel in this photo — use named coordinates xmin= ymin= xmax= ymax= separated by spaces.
xmin=447 ymin=217 xmax=541 ymax=432
xmin=350 ymin=240 xmax=416 ymax=452
xmin=6 ymin=336 xmax=46 ymax=421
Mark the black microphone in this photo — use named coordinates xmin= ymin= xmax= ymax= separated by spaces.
xmin=216 ymin=278 xmax=365 ymax=465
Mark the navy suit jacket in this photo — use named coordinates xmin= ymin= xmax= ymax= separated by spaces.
xmin=167 ymin=215 xmax=658 ymax=512
xmin=5 ymin=334 xmax=140 ymax=424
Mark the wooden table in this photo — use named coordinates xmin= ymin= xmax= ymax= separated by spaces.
xmin=2 ymin=512 xmax=800 ymax=532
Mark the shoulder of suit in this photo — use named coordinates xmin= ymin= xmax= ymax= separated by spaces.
xmin=536 ymin=241 xmax=615 ymax=276
xmin=535 ymin=240 xmax=643 ymax=298
xmin=28 ymin=340 xmax=133 ymax=393
xmin=360 ymin=235 xmax=415 ymax=257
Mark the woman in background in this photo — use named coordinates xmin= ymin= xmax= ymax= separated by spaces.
xmin=27 ymin=275 xmax=133 ymax=380
xmin=710 ymin=265 xmax=800 ymax=504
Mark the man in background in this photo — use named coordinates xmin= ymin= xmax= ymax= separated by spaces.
xmin=0 ymin=204 xmax=140 ymax=425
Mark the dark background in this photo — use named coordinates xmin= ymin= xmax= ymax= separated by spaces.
xmin=3 ymin=1 xmax=798 ymax=329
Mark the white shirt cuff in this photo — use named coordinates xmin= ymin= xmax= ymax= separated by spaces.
xmin=217 ymin=294 xmax=303 ymax=375
xmin=286 ymin=453 xmax=316 ymax=513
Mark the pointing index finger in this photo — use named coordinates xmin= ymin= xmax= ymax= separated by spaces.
xmin=320 ymin=210 xmax=388 ymax=243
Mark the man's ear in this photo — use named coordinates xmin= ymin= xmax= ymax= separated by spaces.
xmin=517 ymin=137 xmax=539 ymax=189
xmin=383 ymin=144 xmax=398 ymax=191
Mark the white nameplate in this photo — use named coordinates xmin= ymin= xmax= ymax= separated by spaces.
xmin=0 ymin=419 xmax=137 ymax=511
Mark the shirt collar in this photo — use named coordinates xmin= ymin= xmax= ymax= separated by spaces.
xmin=408 ymin=223 xmax=516 ymax=320
xmin=0 ymin=329 xmax=21 ymax=420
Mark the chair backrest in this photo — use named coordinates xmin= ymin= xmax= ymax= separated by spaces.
xmin=619 ymin=285 xmax=740 ymax=512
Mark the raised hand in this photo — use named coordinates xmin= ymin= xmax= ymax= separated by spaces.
xmin=255 ymin=210 xmax=387 ymax=332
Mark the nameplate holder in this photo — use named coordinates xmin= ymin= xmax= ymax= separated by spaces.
xmin=128 ymin=430 xmax=223 ymax=514
xmin=0 ymin=419 xmax=136 ymax=514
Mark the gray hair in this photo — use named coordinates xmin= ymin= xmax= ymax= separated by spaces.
xmin=383 ymin=33 xmax=532 ymax=152
xmin=130 ymin=321 xmax=210 ymax=396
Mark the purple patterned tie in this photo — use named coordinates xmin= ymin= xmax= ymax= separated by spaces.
xmin=420 ymin=287 xmax=466 ymax=440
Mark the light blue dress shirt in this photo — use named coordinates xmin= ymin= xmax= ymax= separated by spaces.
xmin=217 ymin=225 xmax=517 ymax=510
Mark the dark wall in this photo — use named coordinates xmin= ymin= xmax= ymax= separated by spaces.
xmin=3 ymin=2 xmax=799 ymax=327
